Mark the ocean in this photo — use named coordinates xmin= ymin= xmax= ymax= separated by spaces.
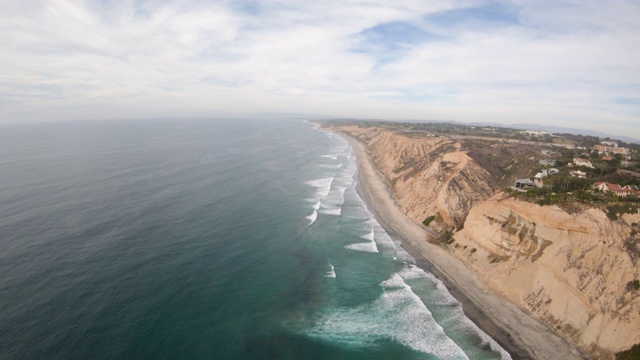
xmin=0 ymin=119 xmax=510 ymax=359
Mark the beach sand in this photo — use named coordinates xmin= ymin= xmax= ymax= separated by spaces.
xmin=342 ymin=134 xmax=587 ymax=360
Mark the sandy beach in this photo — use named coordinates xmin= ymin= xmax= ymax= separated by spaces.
xmin=341 ymin=134 xmax=587 ymax=360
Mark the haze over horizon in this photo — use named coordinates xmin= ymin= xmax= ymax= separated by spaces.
xmin=2 ymin=0 xmax=640 ymax=138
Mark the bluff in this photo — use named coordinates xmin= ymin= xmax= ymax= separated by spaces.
xmin=331 ymin=125 xmax=497 ymax=232
xmin=330 ymin=124 xmax=640 ymax=357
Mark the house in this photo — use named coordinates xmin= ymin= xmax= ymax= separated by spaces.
xmin=624 ymin=185 xmax=640 ymax=192
xmin=548 ymin=168 xmax=560 ymax=174
xmin=602 ymin=155 xmax=614 ymax=161
xmin=573 ymin=157 xmax=594 ymax=168
xmin=539 ymin=159 xmax=556 ymax=166
xmin=594 ymin=182 xmax=638 ymax=197
xmin=594 ymin=182 xmax=616 ymax=192
xmin=515 ymin=178 xmax=535 ymax=190
xmin=534 ymin=171 xmax=548 ymax=188
xmin=535 ymin=170 xmax=549 ymax=178
xmin=569 ymin=170 xmax=586 ymax=178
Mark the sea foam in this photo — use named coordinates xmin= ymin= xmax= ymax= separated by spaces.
xmin=344 ymin=241 xmax=379 ymax=253
xmin=302 ymin=273 xmax=469 ymax=358
xmin=325 ymin=264 xmax=336 ymax=278
xmin=306 ymin=201 xmax=321 ymax=225
xmin=305 ymin=177 xmax=334 ymax=199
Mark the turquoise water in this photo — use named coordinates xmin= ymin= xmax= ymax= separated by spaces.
xmin=0 ymin=119 xmax=510 ymax=359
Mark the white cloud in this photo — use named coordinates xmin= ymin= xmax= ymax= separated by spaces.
xmin=1 ymin=0 xmax=639 ymax=138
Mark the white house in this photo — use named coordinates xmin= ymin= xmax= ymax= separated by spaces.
xmin=573 ymin=157 xmax=594 ymax=168
xmin=569 ymin=170 xmax=586 ymax=178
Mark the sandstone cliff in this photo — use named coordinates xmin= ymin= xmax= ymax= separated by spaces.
xmin=330 ymin=124 xmax=640 ymax=357
xmin=453 ymin=198 xmax=640 ymax=355
xmin=332 ymin=125 xmax=497 ymax=232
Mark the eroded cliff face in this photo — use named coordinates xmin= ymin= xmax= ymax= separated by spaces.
xmin=453 ymin=198 xmax=640 ymax=354
xmin=333 ymin=126 xmax=497 ymax=231
xmin=329 ymin=124 xmax=640 ymax=356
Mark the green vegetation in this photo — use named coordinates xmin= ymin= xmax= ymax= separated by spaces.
xmin=470 ymin=248 xmax=477 ymax=254
xmin=626 ymin=279 xmax=640 ymax=291
xmin=606 ymin=204 xmax=640 ymax=221
xmin=440 ymin=230 xmax=454 ymax=244
xmin=422 ymin=215 xmax=436 ymax=227
xmin=616 ymin=343 xmax=640 ymax=360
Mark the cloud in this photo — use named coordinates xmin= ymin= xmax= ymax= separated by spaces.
xmin=1 ymin=0 xmax=639 ymax=138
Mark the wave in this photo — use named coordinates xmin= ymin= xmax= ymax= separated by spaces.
xmin=318 ymin=164 xmax=341 ymax=169
xmin=346 ymin=220 xmax=379 ymax=253
xmin=307 ymin=210 xmax=318 ymax=225
xmin=306 ymin=201 xmax=321 ymax=225
xmin=325 ymin=264 xmax=336 ymax=278
xmin=321 ymin=154 xmax=338 ymax=160
xmin=361 ymin=229 xmax=374 ymax=242
xmin=305 ymin=177 xmax=334 ymax=199
xmin=320 ymin=207 xmax=341 ymax=216
xmin=301 ymin=273 xmax=469 ymax=358
xmin=345 ymin=241 xmax=378 ymax=253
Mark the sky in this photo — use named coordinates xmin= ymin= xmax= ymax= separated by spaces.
xmin=1 ymin=0 xmax=640 ymax=138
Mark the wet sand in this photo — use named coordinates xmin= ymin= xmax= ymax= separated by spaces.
xmin=340 ymin=133 xmax=587 ymax=360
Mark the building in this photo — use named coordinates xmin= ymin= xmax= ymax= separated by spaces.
xmin=539 ymin=159 xmax=556 ymax=166
xmin=515 ymin=178 xmax=535 ymax=190
xmin=593 ymin=182 xmax=639 ymax=197
xmin=594 ymin=144 xmax=629 ymax=155
xmin=569 ymin=170 xmax=586 ymax=178
xmin=573 ymin=158 xmax=594 ymax=168
xmin=534 ymin=171 xmax=548 ymax=188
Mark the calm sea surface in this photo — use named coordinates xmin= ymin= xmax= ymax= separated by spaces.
xmin=0 ymin=119 xmax=510 ymax=359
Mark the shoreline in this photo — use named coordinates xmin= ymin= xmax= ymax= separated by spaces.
xmin=338 ymin=132 xmax=586 ymax=360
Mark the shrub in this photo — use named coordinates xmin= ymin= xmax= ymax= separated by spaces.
xmin=617 ymin=343 xmax=640 ymax=360
xmin=422 ymin=215 xmax=436 ymax=227
xmin=627 ymin=280 xmax=640 ymax=291
xmin=607 ymin=204 xmax=639 ymax=221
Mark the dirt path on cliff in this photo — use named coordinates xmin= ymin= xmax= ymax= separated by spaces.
xmin=343 ymin=134 xmax=587 ymax=360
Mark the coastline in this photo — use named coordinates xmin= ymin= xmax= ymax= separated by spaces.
xmin=339 ymin=132 xmax=587 ymax=360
